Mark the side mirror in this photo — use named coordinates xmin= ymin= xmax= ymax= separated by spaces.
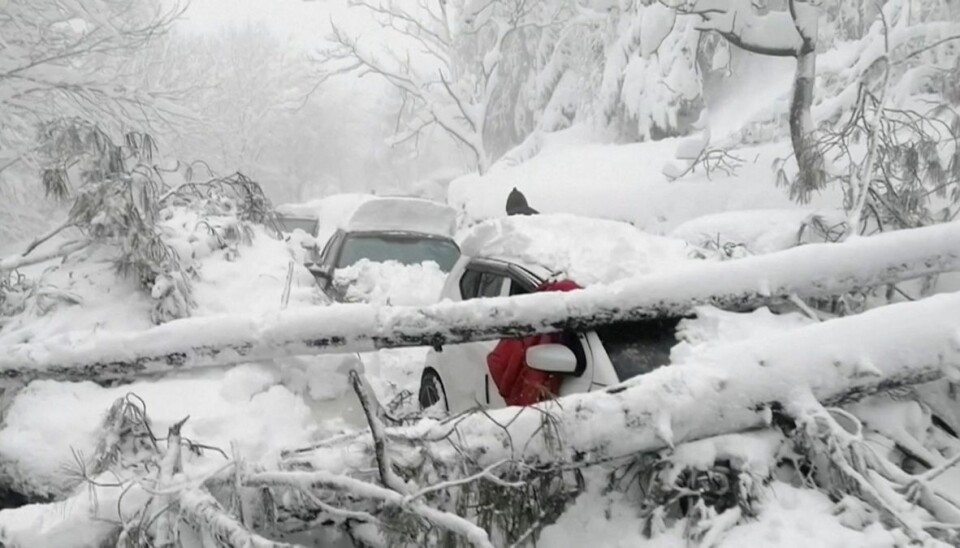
xmin=525 ymin=344 xmax=578 ymax=374
xmin=308 ymin=264 xmax=332 ymax=283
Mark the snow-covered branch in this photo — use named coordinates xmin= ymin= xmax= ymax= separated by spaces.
xmin=2 ymin=220 xmax=960 ymax=380
xmin=244 ymin=470 xmax=494 ymax=547
xmin=0 ymin=240 xmax=91 ymax=273
xmin=179 ymin=488 xmax=299 ymax=548
xmin=684 ymin=0 xmax=807 ymax=57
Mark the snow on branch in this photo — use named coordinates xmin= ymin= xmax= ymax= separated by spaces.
xmin=179 ymin=488 xmax=298 ymax=548
xmin=2 ymin=220 xmax=960 ymax=381
xmin=678 ymin=0 xmax=807 ymax=57
xmin=0 ymin=240 xmax=91 ymax=273
xmin=244 ymin=469 xmax=495 ymax=548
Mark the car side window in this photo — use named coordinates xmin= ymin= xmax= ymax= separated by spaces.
xmin=508 ymin=279 xmax=531 ymax=296
xmin=459 ymin=268 xmax=483 ymax=300
xmin=478 ymin=272 xmax=505 ymax=298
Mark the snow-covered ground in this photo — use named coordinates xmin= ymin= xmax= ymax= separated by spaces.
xmin=449 ymin=127 xmax=845 ymax=235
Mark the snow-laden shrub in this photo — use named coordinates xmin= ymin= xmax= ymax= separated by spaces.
xmin=4 ymin=119 xmax=277 ymax=325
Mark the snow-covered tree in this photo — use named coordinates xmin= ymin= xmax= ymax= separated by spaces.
xmin=0 ymin=0 xmax=184 ymax=239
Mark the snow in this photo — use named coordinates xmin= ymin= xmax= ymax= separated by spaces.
xmin=0 ymin=373 xmax=318 ymax=498
xmin=540 ymin=475 xmax=898 ymax=548
xmin=333 ymin=259 xmax=447 ymax=305
xmin=277 ymin=193 xmax=458 ymax=245
xmin=670 ymin=209 xmax=846 ymax=255
xmin=345 ymin=196 xmax=457 ymax=237
xmin=0 ymin=215 xmax=319 ymax=347
xmin=449 ymin=129 xmax=843 ymax=234
xmin=459 ymin=214 xmax=696 ymax=285
xmin=672 ymin=306 xmax=816 ymax=364
xmin=717 ymin=483 xmax=897 ymax=547
xmin=276 ymin=193 xmax=373 ymax=245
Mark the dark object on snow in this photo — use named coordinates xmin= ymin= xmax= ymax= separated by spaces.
xmin=506 ymin=187 xmax=539 ymax=216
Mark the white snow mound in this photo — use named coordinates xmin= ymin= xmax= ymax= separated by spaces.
xmin=670 ymin=209 xmax=845 ymax=255
xmin=459 ymin=214 xmax=697 ymax=286
xmin=333 ymin=259 xmax=446 ymax=305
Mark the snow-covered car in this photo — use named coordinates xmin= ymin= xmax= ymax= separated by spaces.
xmin=418 ymin=214 xmax=696 ymax=413
xmin=275 ymin=213 xmax=319 ymax=237
xmin=309 ymin=196 xmax=461 ymax=301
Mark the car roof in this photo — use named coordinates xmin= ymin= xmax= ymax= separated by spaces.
xmin=345 ymin=197 xmax=456 ymax=237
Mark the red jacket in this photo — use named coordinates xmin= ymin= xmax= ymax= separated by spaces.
xmin=486 ymin=280 xmax=581 ymax=406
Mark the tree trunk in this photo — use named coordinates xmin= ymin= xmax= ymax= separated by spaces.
xmin=789 ymin=48 xmax=824 ymax=202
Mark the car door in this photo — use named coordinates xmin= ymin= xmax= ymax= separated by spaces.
xmin=436 ymin=260 xmax=509 ymax=412
xmin=311 ymin=230 xmax=343 ymax=295
xmin=501 ymin=273 xmax=596 ymax=403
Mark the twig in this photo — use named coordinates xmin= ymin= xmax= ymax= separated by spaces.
xmin=246 ymin=470 xmax=494 ymax=548
xmin=402 ymin=459 xmax=523 ymax=504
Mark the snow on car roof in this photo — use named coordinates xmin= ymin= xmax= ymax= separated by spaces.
xmin=458 ymin=214 xmax=695 ymax=286
xmin=345 ymin=197 xmax=457 ymax=237
xmin=276 ymin=195 xmax=457 ymax=239
xmin=276 ymin=193 xmax=373 ymax=221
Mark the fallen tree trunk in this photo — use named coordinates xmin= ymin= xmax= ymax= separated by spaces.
xmin=2 ymin=220 xmax=960 ymax=382
xmin=287 ymin=290 xmax=960 ymax=474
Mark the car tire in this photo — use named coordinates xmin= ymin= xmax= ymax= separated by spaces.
xmin=418 ymin=368 xmax=448 ymax=413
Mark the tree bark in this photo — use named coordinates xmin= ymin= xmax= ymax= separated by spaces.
xmin=789 ymin=48 xmax=824 ymax=201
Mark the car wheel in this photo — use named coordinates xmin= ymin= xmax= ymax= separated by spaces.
xmin=418 ymin=368 xmax=448 ymax=413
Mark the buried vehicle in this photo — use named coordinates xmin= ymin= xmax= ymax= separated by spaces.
xmin=418 ymin=214 xmax=698 ymax=413
xmin=308 ymin=196 xmax=461 ymax=302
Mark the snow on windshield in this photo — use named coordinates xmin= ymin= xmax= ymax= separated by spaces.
xmin=459 ymin=213 xmax=697 ymax=286
xmin=333 ymin=259 xmax=447 ymax=305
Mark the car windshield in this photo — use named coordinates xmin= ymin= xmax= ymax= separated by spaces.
xmin=336 ymin=233 xmax=460 ymax=272
xmin=595 ymin=318 xmax=680 ymax=381
xmin=277 ymin=216 xmax=318 ymax=235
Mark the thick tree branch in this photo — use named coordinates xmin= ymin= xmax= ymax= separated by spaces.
xmin=2 ymin=221 xmax=960 ymax=382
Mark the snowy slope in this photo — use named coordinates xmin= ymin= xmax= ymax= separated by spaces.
xmin=449 ymin=129 xmax=844 ymax=235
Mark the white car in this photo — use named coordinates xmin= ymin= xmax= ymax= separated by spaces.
xmin=418 ymin=214 xmax=695 ymax=413
xmin=276 ymin=195 xmax=461 ymax=302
